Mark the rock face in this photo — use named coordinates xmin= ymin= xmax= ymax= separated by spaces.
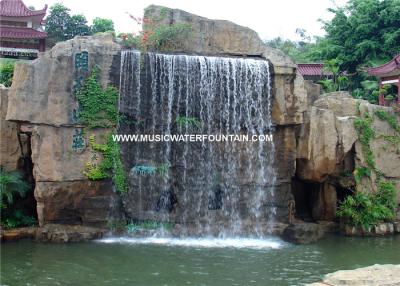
xmin=6 ymin=34 xmax=123 ymax=227
xmin=7 ymin=34 xmax=120 ymax=126
xmin=144 ymin=5 xmax=305 ymax=126
xmin=0 ymin=86 xmax=26 ymax=171
xmin=295 ymin=91 xmax=400 ymax=222
xmin=308 ymin=264 xmax=400 ymax=286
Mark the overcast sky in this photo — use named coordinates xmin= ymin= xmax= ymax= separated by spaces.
xmin=25 ymin=0 xmax=348 ymax=41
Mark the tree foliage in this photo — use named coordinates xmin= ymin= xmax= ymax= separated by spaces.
xmin=91 ymin=18 xmax=115 ymax=34
xmin=314 ymin=0 xmax=400 ymax=73
xmin=45 ymin=4 xmax=91 ymax=42
xmin=267 ymin=0 xmax=399 ymax=102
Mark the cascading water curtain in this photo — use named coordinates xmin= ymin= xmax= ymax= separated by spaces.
xmin=119 ymin=50 xmax=276 ymax=237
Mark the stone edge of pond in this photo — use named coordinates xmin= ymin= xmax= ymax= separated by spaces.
xmin=307 ymin=264 xmax=400 ymax=286
xmin=0 ymin=224 xmax=107 ymax=243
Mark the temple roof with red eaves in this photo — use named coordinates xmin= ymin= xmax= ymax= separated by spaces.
xmin=0 ymin=0 xmax=47 ymax=17
xmin=367 ymin=54 xmax=400 ymax=77
xmin=297 ymin=63 xmax=333 ymax=76
xmin=0 ymin=26 xmax=46 ymax=38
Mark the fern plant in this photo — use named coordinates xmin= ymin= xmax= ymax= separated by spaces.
xmin=0 ymin=169 xmax=29 ymax=209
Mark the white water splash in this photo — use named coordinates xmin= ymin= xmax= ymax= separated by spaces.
xmin=96 ymin=237 xmax=285 ymax=250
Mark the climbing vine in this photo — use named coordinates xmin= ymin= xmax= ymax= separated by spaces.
xmin=77 ymin=68 xmax=127 ymax=193
xmin=76 ymin=68 xmax=120 ymax=129
xmin=84 ymin=135 xmax=127 ymax=193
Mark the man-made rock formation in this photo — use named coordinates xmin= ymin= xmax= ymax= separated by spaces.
xmin=295 ymin=91 xmax=400 ymax=223
xmin=281 ymin=222 xmax=324 ymax=244
xmin=143 ymin=5 xmax=295 ymax=67
xmin=4 ymin=5 xmax=397 ymax=239
xmin=5 ymin=34 xmax=123 ymax=227
xmin=4 ymin=6 xmax=307 ymax=231
xmin=0 ymin=85 xmax=25 ymax=170
xmin=308 ymin=264 xmax=400 ymax=286
xmin=144 ymin=5 xmax=306 ymax=126
xmin=1 ymin=224 xmax=106 ymax=242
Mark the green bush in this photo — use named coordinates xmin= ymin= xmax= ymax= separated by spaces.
xmin=148 ymin=23 xmax=192 ymax=51
xmin=337 ymin=181 xmax=397 ymax=228
xmin=0 ymin=60 xmax=15 ymax=87
xmin=0 ymin=169 xmax=29 ymax=209
xmin=0 ymin=169 xmax=35 ymax=229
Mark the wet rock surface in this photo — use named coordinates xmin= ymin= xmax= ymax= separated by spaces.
xmin=281 ymin=222 xmax=325 ymax=244
xmin=1 ymin=224 xmax=107 ymax=243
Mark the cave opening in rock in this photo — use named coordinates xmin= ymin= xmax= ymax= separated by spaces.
xmin=16 ymin=128 xmax=37 ymax=222
xmin=292 ymin=178 xmax=343 ymax=222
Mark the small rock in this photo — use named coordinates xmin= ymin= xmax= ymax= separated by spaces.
xmin=35 ymin=224 xmax=106 ymax=243
xmin=393 ymin=222 xmax=400 ymax=233
xmin=281 ymin=222 xmax=324 ymax=244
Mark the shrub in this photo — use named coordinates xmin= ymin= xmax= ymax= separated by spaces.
xmin=0 ymin=169 xmax=29 ymax=209
xmin=337 ymin=181 xmax=397 ymax=228
xmin=0 ymin=169 xmax=35 ymax=229
xmin=0 ymin=60 xmax=15 ymax=87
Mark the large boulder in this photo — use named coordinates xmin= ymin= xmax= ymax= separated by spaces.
xmin=144 ymin=5 xmax=266 ymax=58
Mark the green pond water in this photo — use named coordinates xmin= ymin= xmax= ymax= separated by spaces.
xmin=1 ymin=235 xmax=399 ymax=286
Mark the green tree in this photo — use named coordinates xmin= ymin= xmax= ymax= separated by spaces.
xmin=45 ymin=3 xmax=72 ymax=42
xmin=67 ymin=14 xmax=91 ymax=38
xmin=310 ymin=0 xmax=400 ymax=73
xmin=45 ymin=4 xmax=91 ymax=42
xmin=91 ymin=17 xmax=115 ymax=34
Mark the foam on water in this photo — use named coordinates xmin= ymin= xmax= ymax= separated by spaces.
xmin=96 ymin=237 xmax=285 ymax=250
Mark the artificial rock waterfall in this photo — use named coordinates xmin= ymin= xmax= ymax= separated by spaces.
xmin=6 ymin=6 xmax=397 ymax=240
xmin=119 ymin=51 xmax=276 ymax=236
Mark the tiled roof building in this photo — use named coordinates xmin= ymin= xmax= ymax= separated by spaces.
xmin=0 ymin=0 xmax=47 ymax=58
xmin=297 ymin=63 xmax=333 ymax=81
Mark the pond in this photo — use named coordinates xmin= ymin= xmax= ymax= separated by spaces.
xmin=1 ymin=234 xmax=399 ymax=286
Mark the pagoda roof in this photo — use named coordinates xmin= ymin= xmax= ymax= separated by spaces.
xmin=367 ymin=54 xmax=400 ymax=77
xmin=297 ymin=63 xmax=333 ymax=76
xmin=0 ymin=0 xmax=47 ymax=17
xmin=0 ymin=26 xmax=47 ymax=39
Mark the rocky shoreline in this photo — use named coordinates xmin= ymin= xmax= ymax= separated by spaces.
xmin=308 ymin=264 xmax=400 ymax=286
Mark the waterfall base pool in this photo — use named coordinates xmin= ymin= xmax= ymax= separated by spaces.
xmin=1 ymin=235 xmax=399 ymax=286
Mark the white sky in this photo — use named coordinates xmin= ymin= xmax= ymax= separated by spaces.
xmin=25 ymin=0 xmax=348 ymax=41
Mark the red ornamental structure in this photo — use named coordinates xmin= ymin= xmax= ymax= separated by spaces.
xmin=0 ymin=0 xmax=47 ymax=59
xmin=297 ymin=63 xmax=333 ymax=81
xmin=367 ymin=54 xmax=400 ymax=107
